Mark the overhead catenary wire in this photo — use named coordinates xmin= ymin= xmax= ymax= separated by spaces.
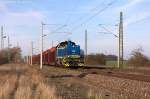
xmin=98 ymin=24 xmax=118 ymax=37
xmin=65 ymin=0 xmax=81 ymax=25
xmin=50 ymin=25 xmax=67 ymax=34
xmin=70 ymin=0 xmax=117 ymax=32
xmin=66 ymin=0 xmax=109 ymax=29
xmin=90 ymin=0 xmax=105 ymax=12
xmin=81 ymin=0 xmax=116 ymax=26
xmin=126 ymin=16 xmax=150 ymax=26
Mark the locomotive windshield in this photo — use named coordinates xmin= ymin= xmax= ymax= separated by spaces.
xmin=57 ymin=41 xmax=76 ymax=48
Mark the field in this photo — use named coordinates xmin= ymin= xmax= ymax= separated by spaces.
xmin=106 ymin=60 xmax=128 ymax=67
xmin=0 ymin=64 xmax=150 ymax=99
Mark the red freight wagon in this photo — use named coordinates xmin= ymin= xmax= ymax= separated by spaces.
xmin=32 ymin=54 xmax=40 ymax=64
xmin=32 ymin=47 xmax=56 ymax=65
xmin=47 ymin=47 xmax=56 ymax=65
xmin=43 ymin=50 xmax=49 ymax=65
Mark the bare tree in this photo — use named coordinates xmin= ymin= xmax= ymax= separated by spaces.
xmin=128 ymin=47 xmax=149 ymax=67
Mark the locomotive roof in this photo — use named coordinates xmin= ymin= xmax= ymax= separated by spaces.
xmin=57 ymin=40 xmax=76 ymax=48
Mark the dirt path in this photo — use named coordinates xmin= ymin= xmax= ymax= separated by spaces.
xmin=0 ymin=64 xmax=23 ymax=99
xmin=10 ymin=73 xmax=20 ymax=99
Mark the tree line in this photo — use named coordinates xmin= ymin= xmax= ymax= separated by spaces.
xmin=86 ymin=48 xmax=150 ymax=67
xmin=0 ymin=47 xmax=22 ymax=64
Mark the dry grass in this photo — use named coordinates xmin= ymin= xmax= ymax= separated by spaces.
xmin=15 ymin=86 xmax=32 ymax=99
xmin=14 ymin=75 xmax=32 ymax=99
xmin=15 ymin=69 xmax=59 ymax=99
xmin=3 ymin=63 xmax=150 ymax=99
xmin=0 ymin=75 xmax=17 ymax=99
xmin=14 ymin=75 xmax=59 ymax=99
xmin=88 ymin=89 xmax=102 ymax=99
xmin=34 ymin=82 xmax=59 ymax=99
xmin=0 ymin=64 xmax=60 ymax=99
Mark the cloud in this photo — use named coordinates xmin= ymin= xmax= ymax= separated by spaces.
xmin=0 ymin=4 xmax=45 ymax=27
xmin=0 ymin=1 xmax=8 ymax=12
xmin=124 ymin=11 xmax=150 ymax=27
xmin=118 ymin=0 xmax=144 ymax=11
xmin=9 ymin=11 xmax=44 ymax=20
xmin=0 ymin=10 xmax=45 ymax=34
xmin=1 ymin=10 xmax=44 ymax=55
xmin=116 ymin=0 xmax=150 ymax=27
xmin=0 ymin=1 xmax=46 ymax=55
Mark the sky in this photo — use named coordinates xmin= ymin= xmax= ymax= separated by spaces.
xmin=0 ymin=0 xmax=150 ymax=58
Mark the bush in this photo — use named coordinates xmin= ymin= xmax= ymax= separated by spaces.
xmin=0 ymin=56 xmax=8 ymax=64
xmin=128 ymin=48 xmax=149 ymax=67
xmin=86 ymin=53 xmax=106 ymax=65
xmin=0 ymin=49 xmax=9 ymax=64
xmin=0 ymin=47 xmax=22 ymax=65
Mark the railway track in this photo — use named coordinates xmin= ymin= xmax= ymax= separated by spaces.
xmin=74 ymin=65 xmax=150 ymax=83
xmin=36 ymin=64 xmax=150 ymax=83
xmin=88 ymin=70 xmax=150 ymax=83
xmin=35 ymin=64 xmax=150 ymax=99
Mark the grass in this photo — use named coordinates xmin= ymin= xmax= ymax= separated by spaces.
xmin=106 ymin=60 xmax=128 ymax=68
xmin=15 ymin=86 xmax=32 ymax=99
xmin=14 ymin=75 xmax=32 ymax=99
xmin=88 ymin=89 xmax=102 ymax=99
xmin=0 ymin=75 xmax=18 ymax=99
xmin=106 ymin=60 xmax=117 ymax=67
xmin=46 ymin=76 xmax=88 ymax=99
xmin=43 ymin=66 xmax=89 ymax=98
xmin=34 ymin=83 xmax=58 ymax=99
xmin=0 ymin=64 xmax=59 ymax=99
xmin=0 ymin=64 xmax=113 ymax=99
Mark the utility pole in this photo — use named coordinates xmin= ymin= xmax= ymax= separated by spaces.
xmin=30 ymin=41 xmax=33 ymax=65
xmin=1 ymin=26 xmax=3 ymax=50
xmin=27 ymin=46 xmax=29 ymax=64
xmin=28 ymin=56 xmax=30 ymax=64
xmin=52 ymin=40 xmax=53 ymax=47
xmin=117 ymin=36 xmax=120 ymax=68
xmin=98 ymin=12 xmax=123 ymax=68
xmin=17 ymin=42 xmax=19 ymax=47
xmin=8 ymin=36 xmax=10 ymax=62
xmin=1 ymin=26 xmax=6 ymax=49
xmin=26 ymin=56 xmax=29 ymax=64
xmin=40 ymin=22 xmax=44 ymax=69
xmin=85 ymin=29 xmax=87 ymax=64
xmin=39 ymin=23 xmax=65 ymax=69
xmin=118 ymin=12 xmax=124 ymax=68
xmin=8 ymin=36 xmax=10 ymax=48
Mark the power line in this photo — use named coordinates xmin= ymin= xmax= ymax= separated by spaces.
xmin=90 ymin=0 xmax=105 ymax=12
xmin=50 ymin=25 xmax=67 ymax=34
xmin=65 ymin=0 xmax=81 ymax=25
xmin=128 ymin=16 xmax=150 ymax=26
xmin=70 ymin=0 xmax=117 ymax=32
xmin=99 ymin=24 xmax=118 ymax=37
xmin=67 ymin=0 xmax=109 ymax=28
xmin=81 ymin=0 xmax=116 ymax=26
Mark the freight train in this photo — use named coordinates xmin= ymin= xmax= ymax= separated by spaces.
xmin=32 ymin=40 xmax=84 ymax=67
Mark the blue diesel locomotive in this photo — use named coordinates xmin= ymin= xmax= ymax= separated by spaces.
xmin=56 ymin=40 xmax=84 ymax=67
xmin=32 ymin=40 xmax=84 ymax=67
